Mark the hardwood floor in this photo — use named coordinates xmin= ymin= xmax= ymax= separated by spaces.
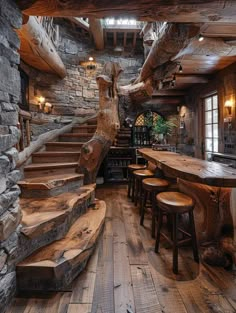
xmin=7 ymin=185 xmax=236 ymax=313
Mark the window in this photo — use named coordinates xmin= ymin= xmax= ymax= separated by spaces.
xmin=204 ymin=94 xmax=218 ymax=160
xmin=19 ymin=68 xmax=29 ymax=111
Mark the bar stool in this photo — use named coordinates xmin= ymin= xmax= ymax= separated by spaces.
xmin=133 ymin=169 xmax=154 ymax=207
xmin=140 ymin=177 xmax=169 ymax=238
xmin=155 ymin=191 xmax=199 ymax=274
xmin=127 ymin=164 xmax=146 ymax=199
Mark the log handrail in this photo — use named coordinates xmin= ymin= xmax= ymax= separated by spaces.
xmin=37 ymin=16 xmax=59 ymax=47
xmin=17 ymin=109 xmax=32 ymax=152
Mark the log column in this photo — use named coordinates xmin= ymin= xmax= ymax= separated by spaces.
xmin=78 ymin=62 xmax=123 ymax=184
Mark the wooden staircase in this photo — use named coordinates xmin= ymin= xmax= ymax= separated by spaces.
xmin=16 ymin=118 xmax=106 ymax=291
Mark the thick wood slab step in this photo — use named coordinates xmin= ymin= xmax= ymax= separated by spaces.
xmin=16 ymin=185 xmax=96 ymax=265
xmin=24 ymin=162 xmax=78 ymax=178
xmin=20 ymin=184 xmax=95 ymax=239
xmin=46 ymin=142 xmax=83 ymax=151
xmin=17 ymin=199 xmax=106 ymax=291
xmin=59 ymin=133 xmax=93 ymax=142
xmin=18 ymin=173 xmax=84 ymax=198
xmin=72 ymin=125 xmax=96 ymax=133
xmin=32 ymin=151 xmax=81 ymax=163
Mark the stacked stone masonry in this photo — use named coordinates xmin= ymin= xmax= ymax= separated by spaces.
xmin=0 ymin=1 xmax=22 ymax=312
xmin=21 ymin=19 xmax=143 ymax=118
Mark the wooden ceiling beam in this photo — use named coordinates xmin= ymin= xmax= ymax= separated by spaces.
xmin=89 ymin=18 xmax=104 ymax=50
xmin=18 ymin=1 xmax=236 ymax=23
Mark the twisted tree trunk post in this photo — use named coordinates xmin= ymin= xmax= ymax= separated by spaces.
xmin=78 ymin=62 xmax=123 ymax=184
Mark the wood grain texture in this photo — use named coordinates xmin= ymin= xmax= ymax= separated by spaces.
xmin=18 ymin=1 xmax=236 ymax=23
xmin=17 ymin=200 xmax=106 ymax=291
xmin=139 ymin=148 xmax=236 ymax=187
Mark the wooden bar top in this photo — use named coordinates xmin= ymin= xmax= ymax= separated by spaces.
xmin=138 ymin=148 xmax=236 ymax=187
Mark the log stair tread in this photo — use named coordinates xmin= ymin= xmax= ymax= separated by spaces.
xmin=20 ymin=184 xmax=95 ymax=238
xmin=60 ymin=133 xmax=93 ymax=137
xmin=72 ymin=125 xmax=97 ymax=132
xmin=18 ymin=173 xmax=84 ymax=190
xmin=17 ymin=199 xmax=106 ymax=291
xmin=45 ymin=142 xmax=84 ymax=149
xmin=32 ymin=151 xmax=81 ymax=157
xmin=24 ymin=162 xmax=78 ymax=171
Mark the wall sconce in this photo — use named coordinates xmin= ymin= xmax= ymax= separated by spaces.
xmin=224 ymin=98 xmax=233 ymax=128
xmin=38 ymin=96 xmax=45 ymax=111
xmin=44 ymin=102 xmax=53 ymax=114
xmin=86 ymin=56 xmax=96 ymax=70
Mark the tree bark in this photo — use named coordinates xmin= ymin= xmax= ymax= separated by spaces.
xmin=17 ymin=16 xmax=66 ymax=78
xmin=78 ymin=62 xmax=123 ymax=184
xmin=18 ymin=1 xmax=236 ymax=23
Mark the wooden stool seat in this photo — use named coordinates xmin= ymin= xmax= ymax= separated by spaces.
xmin=128 ymin=164 xmax=146 ymax=171
xmin=155 ymin=191 xmax=199 ymax=275
xmin=142 ymin=177 xmax=169 ymax=191
xmin=156 ymin=191 xmax=194 ymax=214
xmin=140 ymin=178 xmax=169 ymax=238
xmin=127 ymin=164 xmax=147 ymax=199
xmin=133 ymin=169 xmax=154 ymax=177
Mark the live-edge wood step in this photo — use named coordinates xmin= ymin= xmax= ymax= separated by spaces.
xmin=16 ymin=185 xmax=96 ymax=263
xmin=72 ymin=125 xmax=97 ymax=133
xmin=59 ymin=133 xmax=93 ymax=142
xmin=32 ymin=151 xmax=81 ymax=163
xmin=18 ymin=173 xmax=84 ymax=198
xmin=24 ymin=162 xmax=78 ymax=178
xmin=46 ymin=142 xmax=84 ymax=151
xmin=17 ymin=199 xmax=106 ymax=291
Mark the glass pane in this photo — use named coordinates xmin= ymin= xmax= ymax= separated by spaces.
xmin=205 ymin=98 xmax=212 ymax=111
xmin=205 ymin=124 xmax=212 ymax=137
xmin=205 ymin=111 xmax=212 ymax=124
xmin=213 ymin=109 xmax=218 ymax=123
xmin=205 ymin=139 xmax=213 ymax=152
xmin=213 ymin=124 xmax=218 ymax=138
xmin=213 ymin=139 xmax=218 ymax=152
xmin=213 ymin=95 xmax=218 ymax=109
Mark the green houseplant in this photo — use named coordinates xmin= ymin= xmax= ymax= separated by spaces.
xmin=152 ymin=116 xmax=177 ymax=144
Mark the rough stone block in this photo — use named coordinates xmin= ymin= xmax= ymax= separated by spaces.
xmin=0 ymin=17 xmax=20 ymax=49
xmin=4 ymin=147 xmax=19 ymax=169
xmin=0 ymin=111 xmax=18 ymax=126
xmin=83 ymin=89 xmax=94 ymax=99
xmin=0 ymin=126 xmax=9 ymax=135
xmin=0 ymin=91 xmax=9 ymax=102
xmin=7 ymin=170 xmax=21 ymax=188
xmin=0 ymin=155 xmax=10 ymax=175
xmin=0 ymin=272 xmax=16 ymax=313
xmin=0 ymin=186 xmax=21 ymax=215
xmin=0 ymin=56 xmax=20 ymax=98
xmin=0 ymin=0 xmax=22 ymax=28
xmin=1 ymin=103 xmax=18 ymax=112
xmin=0 ymin=205 xmax=22 ymax=241
xmin=0 ymin=176 xmax=7 ymax=195
xmin=0 ymin=250 xmax=8 ymax=272
xmin=0 ymin=229 xmax=19 ymax=257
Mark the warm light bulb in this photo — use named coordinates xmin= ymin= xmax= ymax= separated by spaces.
xmin=38 ymin=96 xmax=45 ymax=104
xmin=198 ymin=35 xmax=204 ymax=42
xmin=88 ymin=56 xmax=94 ymax=61
xmin=224 ymin=100 xmax=233 ymax=107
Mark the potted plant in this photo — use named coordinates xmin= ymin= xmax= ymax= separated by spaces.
xmin=152 ymin=116 xmax=177 ymax=145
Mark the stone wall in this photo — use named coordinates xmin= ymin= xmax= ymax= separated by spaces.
xmin=0 ymin=1 xmax=22 ymax=312
xmin=21 ymin=19 xmax=143 ymax=118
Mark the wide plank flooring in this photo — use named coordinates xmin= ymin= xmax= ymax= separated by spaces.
xmin=7 ymin=185 xmax=236 ymax=313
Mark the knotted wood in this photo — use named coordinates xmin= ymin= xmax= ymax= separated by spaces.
xmin=78 ymin=62 xmax=123 ymax=184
